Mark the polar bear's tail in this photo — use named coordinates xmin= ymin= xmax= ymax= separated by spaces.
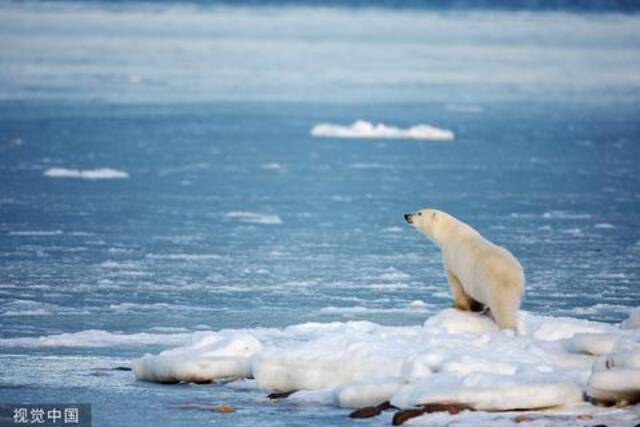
xmin=489 ymin=285 xmax=523 ymax=333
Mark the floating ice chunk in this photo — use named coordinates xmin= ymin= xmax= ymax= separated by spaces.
xmin=335 ymin=378 xmax=403 ymax=408
xmin=563 ymin=333 xmax=620 ymax=356
xmin=391 ymin=372 xmax=582 ymax=411
xmin=408 ymin=300 xmax=428 ymax=310
xmin=542 ymin=211 xmax=591 ymax=219
xmin=225 ymin=211 xmax=282 ymax=225
xmin=349 ymin=162 xmax=389 ymax=169
xmin=44 ymin=167 xmax=129 ymax=179
xmin=310 ymin=120 xmax=454 ymax=141
xmin=382 ymin=226 xmax=403 ymax=233
xmin=594 ymin=223 xmax=616 ymax=229
xmin=8 ymin=230 xmax=63 ymax=236
xmin=132 ymin=333 xmax=261 ymax=383
xmin=528 ymin=314 xmax=614 ymax=341
xmin=621 ymin=308 xmax=640 ymax=329
xmin=587 ymin=342 xmax=640 ymax=404
xmin=261 ymin=162 xmax=283 ymax=171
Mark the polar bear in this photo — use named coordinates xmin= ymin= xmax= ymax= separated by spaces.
xmin=404 ymin=209 xmax=525 ymax=331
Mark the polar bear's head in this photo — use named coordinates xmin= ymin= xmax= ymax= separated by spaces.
xmin=404 ymin=208 xmax=455 ymax=247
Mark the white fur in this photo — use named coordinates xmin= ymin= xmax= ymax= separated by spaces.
xmin=406 ymin=209 xmax=525 ymax=331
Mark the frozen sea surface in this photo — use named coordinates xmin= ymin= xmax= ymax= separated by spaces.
xmin=0 ymin=2 xmax=639 ymax=426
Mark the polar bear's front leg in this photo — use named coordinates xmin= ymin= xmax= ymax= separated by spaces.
xmin=446 ymin=271 xmax=475 ymax=311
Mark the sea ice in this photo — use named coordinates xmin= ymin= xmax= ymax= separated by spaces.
xmin=132 ymin=333 xmax=261 ymax=384
xmin=225 ymin=211 xmax=283 ymax=225
xmin=310 ymin=120 xmax=454 ymax=141
xmin=125 ymin=308 xmax=640 ymax=417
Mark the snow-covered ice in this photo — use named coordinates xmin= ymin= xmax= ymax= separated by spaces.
xmin=133 ymin=333 xmax=261 ymax=383
xmin=124 ymin=308 xmax=640 ymax=422
xmin=310 ymin=120 xmax=454 ymax=141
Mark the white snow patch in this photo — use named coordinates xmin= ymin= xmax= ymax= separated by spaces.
xmin=310 ymin=120 xmax=454 ymax=141
xmin=225 ymin=211 xmax=282 ymax=225
xmin=44 ymin=167 xmax=129 ymax=180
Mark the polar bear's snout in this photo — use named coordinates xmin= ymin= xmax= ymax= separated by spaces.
xmin=404 ymin=213 xmax=414 ymax=224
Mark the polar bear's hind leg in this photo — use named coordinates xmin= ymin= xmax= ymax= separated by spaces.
xmin=446 ymin=271 xmax=479 ymax=312
xmin=487 ymin=284 xmax=522 ymax=331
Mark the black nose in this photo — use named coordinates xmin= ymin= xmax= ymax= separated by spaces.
xmin=404 ymin=213 xmax=413 ymax=223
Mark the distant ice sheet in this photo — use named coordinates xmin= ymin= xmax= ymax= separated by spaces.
xmin=44 ymin=167 xmax=129 ymax=180
xmin=0 ymin=329 xmax=200 ymax=348
xmin=225 ymin=211 xmax=282 ymax=225
xmin=8 ymin=230 xmax=63 ymax=236
xmin=310 ymin=120 xmax=454 ymax=141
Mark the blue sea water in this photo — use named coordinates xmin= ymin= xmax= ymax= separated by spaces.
xmin=0 ymin=2 xmax=639 ymax=426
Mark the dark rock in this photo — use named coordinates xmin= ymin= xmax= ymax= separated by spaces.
xmin=376 ymin=401 xmax=397 ymax=411
xmin=392 ymin=408 xmax=428 ymax=426
xmin=422 ymin=403 xmax=470 ymax=414
xmin=267 ymin=390 xmax=297 ymax=400
xmin=392 ymin=403 xmax=471 ymax=425
xmin=349 ymin=406 xmax=381 ymax=419
xmin=348 ymin=401 xmax=397 ymax=419
xmin=113 ymin=366 xmax=132 ymax=371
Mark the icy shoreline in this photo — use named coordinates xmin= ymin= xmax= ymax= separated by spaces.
xmin=128 ymin=309 xmax=640 ymax=425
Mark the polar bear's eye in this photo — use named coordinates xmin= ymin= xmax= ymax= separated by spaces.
xmin=418 ymin=212 xmax=422 ymax=216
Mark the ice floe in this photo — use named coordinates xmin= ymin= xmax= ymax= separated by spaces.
xmin=225 ymin=211 xmax=283 ymax=225
xmin=43 ymin=167 xmax=129 ymax=179
xmin=121 ymin=309 xmax=640 ymax=419
xmin=8 ymin=230 xmax=64 ymax=236
xmin=4 ymin=308 xmax=638 ymax=422
xmin=310 ymin=120 xmax=454 ymax=141
xmin=133 ymin=333 xmax=261 ymax=384
xmin=0 ymin=329 xmax=201 ymax=348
